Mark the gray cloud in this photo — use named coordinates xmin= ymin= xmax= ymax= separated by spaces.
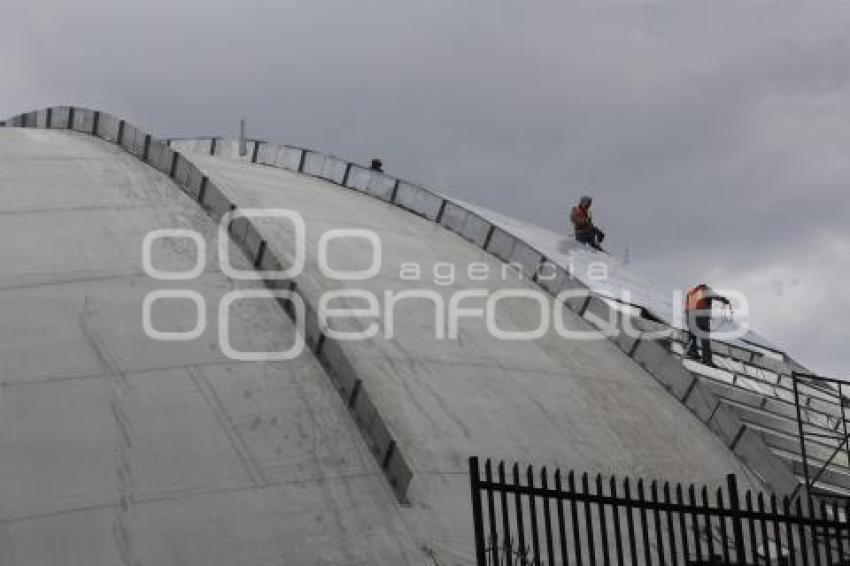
xmin=3 ymin=0 xmax=848 ymax=375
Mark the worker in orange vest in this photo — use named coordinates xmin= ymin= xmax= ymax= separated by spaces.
xmin=684 ymin=284 xmax=731 ymax=366
xmin=570 ymin=196 xmax=605 ymax=250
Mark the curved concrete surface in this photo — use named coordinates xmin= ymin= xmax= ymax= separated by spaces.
xmin=166 ymin=134 xmax=807 ymax=499
xmin=0 ymin=107 xmax=810 ymax=564
xmin=184 ymin=149 xmax=765 ymax=558
xmin=0 ymin=128 xmax=422 ymax=566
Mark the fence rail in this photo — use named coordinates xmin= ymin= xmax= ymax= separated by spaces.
xmin=469 ymin=457 xmax=850 ymax=566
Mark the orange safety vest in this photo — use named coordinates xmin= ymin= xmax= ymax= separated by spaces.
xmin=685 ymin=285 xmax=711 ymax=312
xmin=571 ymin=206 xmax=592 ymax=230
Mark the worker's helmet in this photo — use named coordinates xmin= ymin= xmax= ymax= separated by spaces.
xmin=579 ymin=196 xmax=592 ymax=207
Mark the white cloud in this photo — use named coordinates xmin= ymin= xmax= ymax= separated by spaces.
xmin=718 ymin=230 xmax=850 ymax=377
xmin=3 ymin=0 xmax=848 ymax=373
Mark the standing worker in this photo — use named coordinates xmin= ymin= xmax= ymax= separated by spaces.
xmin=570 ymin=196 xmax=605 ymax=250
xmin=370 ymin=158 xmax=384 ymax=172
xmin=684 ymin=283 xmax=731 ymax=367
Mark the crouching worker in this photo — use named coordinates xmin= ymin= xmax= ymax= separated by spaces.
xmin=684 ymin=283 xmax=731 ymax=367
xmin=570 ymin=195 xmax=605 ymax=250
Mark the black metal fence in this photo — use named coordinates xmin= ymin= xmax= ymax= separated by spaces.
xmin=469 ymin=457 xmax=850 ymax=566
xmin=792 ymin=372 xmax=850 ymax=501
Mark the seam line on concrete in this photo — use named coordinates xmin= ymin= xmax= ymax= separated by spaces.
xmin=628 ymin=337 xmax=641 ymax=358
xmin=0 ymin=468 xmax=390 ymax=526
xmin=681 ymin=375 xmax=699 ymax=403
xmin=187 ymin=366 xmax=268 ymax=487
xmin=336 ymin=351 xmax=652 ymax=384
xmin=0 ymin=202 xmax=183 ymax=217
xmin=707 ymin=398 xmax=723 ymax=424
xmin=1 ymin=358 xmax=279 ymax=389
xmin=0 ymin=266 xmax=230 ymax=294
xmin=730 ymin=426 xmax=747 ymax=451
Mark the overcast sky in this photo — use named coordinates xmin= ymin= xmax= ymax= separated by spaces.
xmin=3 ymin=0 xmax=849 ymax=376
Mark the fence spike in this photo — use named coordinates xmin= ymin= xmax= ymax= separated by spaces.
xmin=526 ymin=465 xmax=541 ymax=564
xmin=496 ymin=461 xmax=511 ymax=562
xmin=540 ymin=468 xmax=555 ymax=566
xmin=650 ymin=480 xmax=666 ymax=565
xmin=610 ymin=475 xmax=625 ymax=566
xmin=756 ymin=492 xmax=770 ymax=566
xmin=715 ymin=484 xmax=732 ymax=565
xmin=783 ymin=496 xmax=797 ymax=564
xmin=554 ymin=468 xmax=568 ymax=565
xmin=581 ymin=472 xmax=597 ymax=565
xmin=568 ymin=469 xmax=582 ymax=566
xmin=468 ymin=456 xmax=486 ymax=565
xmin=744 ymin=490 xmax=757 ymax=566
xmin=513 ymin=462 xmax=526 ymax=558
xmin=700 ymin=484 xmax=718 ymax=561
xmin=674 ymin=482 xmax=690 ymax=562
xmin=623 ymin=477 xmax=638 ymax=565
xmin=689 ymin=483 xmax=704 ymax=562
xmin=637 ymin=477 xmax=652 ymax=566
xmin=795 ymin=497 xmax=809 ymax=563
xmin=662 ymin=481 xmax=678 ymax=565
xmin=833 ymin=499 xmax=844 ymax=564
xmin=842 ymin=499 xmax=850 ymax=563
xmin=484 ymin=459 xmax=499 ymax=566
xmin=822 ymin=498 xmax=836 ymax=566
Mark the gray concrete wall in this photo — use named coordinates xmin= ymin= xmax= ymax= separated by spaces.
xmin=1 ymin=107 xmax=812 ymax=563
xmin=0 ymin=126 xmax=424 ymax=566
xmin=186 ymin=151 xmax=775 ymax=561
